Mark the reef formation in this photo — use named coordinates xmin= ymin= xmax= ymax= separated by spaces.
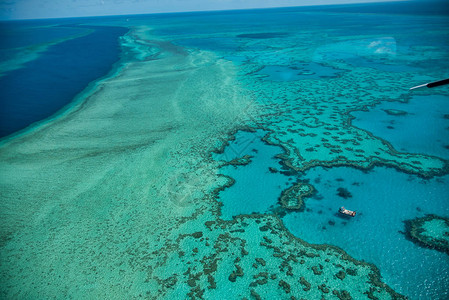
xmin=403 ymin=214 xmax=449 ymax=255
xmin=1 ymin=6 xmax=449 ymax=299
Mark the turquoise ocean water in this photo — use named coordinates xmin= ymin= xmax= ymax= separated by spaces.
xmin=1 ymin=1 xmax=449 ymax=299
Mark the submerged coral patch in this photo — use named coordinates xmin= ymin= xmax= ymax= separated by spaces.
xmin=382 ymin=109 xmax=408 ymax=116
xmin=336 ymin=187 xmax=352 ymax=199
xmin=279 ymin=181 xmax=314 ymax=210
xmin=256 ymin=62 xmax=342 ymax=81
xmin=403 ymin=214 xmax=449 ymax=255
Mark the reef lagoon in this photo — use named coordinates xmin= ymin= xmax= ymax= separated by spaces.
xmin=1 ymin=2 xmax=449 ymax=299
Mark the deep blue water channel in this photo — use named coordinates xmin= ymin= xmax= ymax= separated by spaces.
xmin=0 ymin=23 xmax=127 ymax=138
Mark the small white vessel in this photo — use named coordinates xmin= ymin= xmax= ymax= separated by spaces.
xmin=339 ymin=206 xmax=356 ymax=217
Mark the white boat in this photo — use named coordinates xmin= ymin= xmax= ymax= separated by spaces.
xmin=339 ymin=206 xmax=356 ymax=217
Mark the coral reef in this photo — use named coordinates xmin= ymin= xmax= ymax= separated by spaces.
xmin=403 ymin=214 xmax=449 ymax=255
xmin=279 ymin=181 xmax=314 ymax=210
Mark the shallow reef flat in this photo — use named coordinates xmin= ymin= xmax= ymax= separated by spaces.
xmin=1 ymin=6 xmax=449 ymax=299
xmin=160 ymin=215 xmax=403 ymax=299
xmin=239 ymin=62 xmax=448 ymax=179
xmin=0 ymin=27 xmax=253 ymax=298
xmin=1 ymin=24 xmax=405 ymax=299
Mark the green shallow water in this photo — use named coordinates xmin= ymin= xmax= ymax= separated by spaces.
xmin=1 ymin=3 xmax=449 ymax=299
